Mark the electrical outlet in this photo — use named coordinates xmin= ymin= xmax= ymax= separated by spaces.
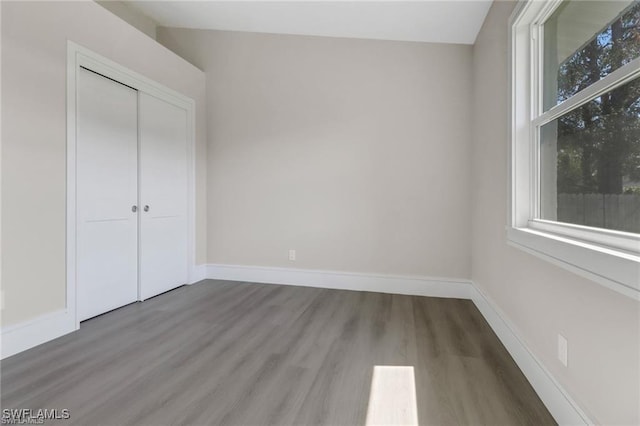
xmin=558 ymin=334 xmax=568 ymax=367
xmin=1 ymin=290 xmax=4 ymax=311
xmin=288 ymin=249 xmax=296 ymax=261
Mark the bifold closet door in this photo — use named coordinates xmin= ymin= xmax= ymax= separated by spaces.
xmin=139 ymin=93 xmax=189 ymax=300
xmin=77 ymin=68 xmax=139 ymax=321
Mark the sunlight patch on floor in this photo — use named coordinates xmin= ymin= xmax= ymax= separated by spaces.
xmin=365 ymin=366 xmax=418 ymax=426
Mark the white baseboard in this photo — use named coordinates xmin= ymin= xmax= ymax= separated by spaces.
xmin=2 ymin=263 xmax=207 ymax=359
xmin=1 ymin=263 xmax=592 ymax=425
xmin=1 ymin=309 xmax=77 ymax=360
xmin=205 ymin=263 xmax=591 ymax=425
xmin=206 ymin=264 xmax=473 ymax=299
xmin=470 ymin=285 xmax=592 ymax=425
xmin=189 ymin=264 xmax=208 ymax=284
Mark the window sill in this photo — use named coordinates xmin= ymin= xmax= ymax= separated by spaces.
xmin=506 ymin=226 xmax=640 ymax=300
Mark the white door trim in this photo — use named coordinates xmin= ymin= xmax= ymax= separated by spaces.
xmin=66 ymin=41 xmax=197 ymax=328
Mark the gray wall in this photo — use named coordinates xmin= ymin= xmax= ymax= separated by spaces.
xmin=3 ymin=2 xmax=637 ymax=422
xmin=471 ymin=2 xmax=639 ymax=424
xmin=158 ymin=28 xmax=473 ymax=279
xmin=96 ymin=1 xmax=157 ymax=40
xmin=1 ymin=1 xmax=208 ymax=326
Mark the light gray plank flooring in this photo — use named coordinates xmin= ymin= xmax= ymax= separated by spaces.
xmin=1 ymin=280 xmax=555 ymax=425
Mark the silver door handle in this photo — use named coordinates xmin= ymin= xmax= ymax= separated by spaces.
xmin=131 ymin=205 xmax=138 ymax=213
xmin=144 ymin=205 xmax=150 ymax=212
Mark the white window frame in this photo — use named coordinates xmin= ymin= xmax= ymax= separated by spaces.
xmin=508 ymin=0 xmax=640 ymax=301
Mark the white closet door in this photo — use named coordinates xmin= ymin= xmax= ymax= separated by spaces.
xmin=77 ymin=68 xmax=139 ymax=321
xmin=139 ymin=93 xmax=189 ymax=300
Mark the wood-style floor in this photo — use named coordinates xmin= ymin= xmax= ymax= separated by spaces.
xmin=1 ymin=280 xmax=555 ymax=425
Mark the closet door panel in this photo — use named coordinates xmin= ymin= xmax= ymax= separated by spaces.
xmin=139 ymin=93 xmax=188 ymax=300
xmin=77 ymin=68 xmax=139 ymax=321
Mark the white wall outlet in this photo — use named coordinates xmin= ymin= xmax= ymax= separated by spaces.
xmin=288 ymin=249 xmax=296 ymax=261
xmin=558 ymin=334 xmax=568 ymax=367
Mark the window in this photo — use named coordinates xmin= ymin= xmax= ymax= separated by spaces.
xmin=509 ymin=0 xmax=640 ymax=299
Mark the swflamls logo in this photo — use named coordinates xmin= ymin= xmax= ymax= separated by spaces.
xmin=1 ymin=408 xmax=70 ymax=424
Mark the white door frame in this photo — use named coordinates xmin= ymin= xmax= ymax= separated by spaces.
xmin=66 ymin=41 xmax=197 ymax=329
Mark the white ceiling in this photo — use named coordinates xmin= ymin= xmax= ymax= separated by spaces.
xmin=128 ymin=1 xmax=493 ymax=45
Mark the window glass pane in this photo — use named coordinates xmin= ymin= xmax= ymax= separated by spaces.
xmin=543 ymin=0 xmax=640 ymax=111
xmin=540 ymin=77 xmax=640 ymax=233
